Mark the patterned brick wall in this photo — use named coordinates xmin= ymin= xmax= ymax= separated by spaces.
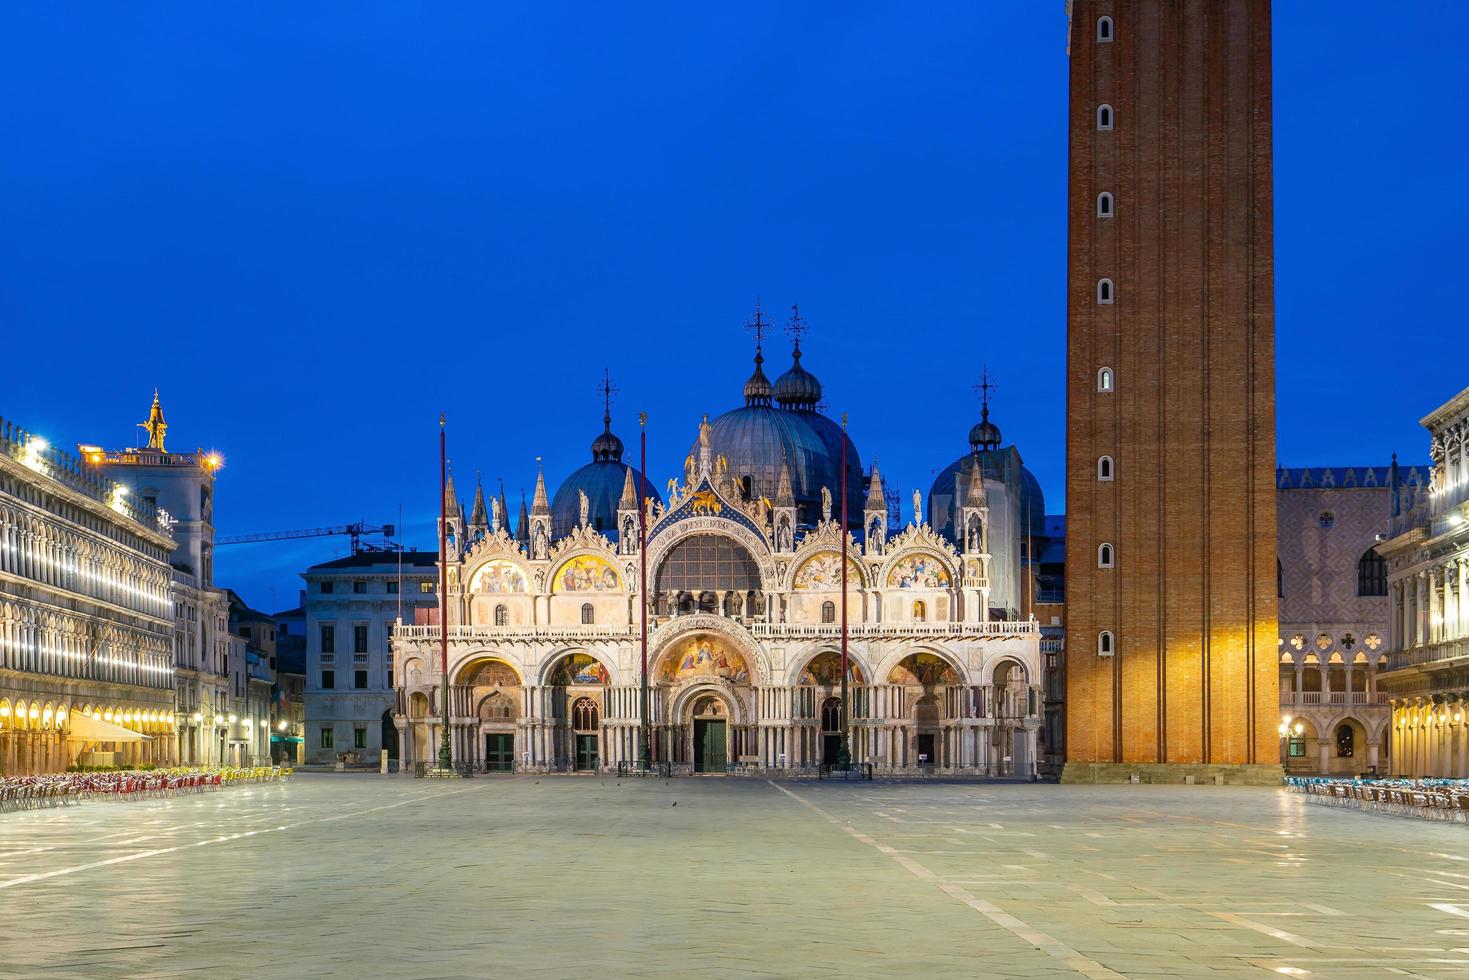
xmin=1064 ymin=0 xmax=1278 ymax=768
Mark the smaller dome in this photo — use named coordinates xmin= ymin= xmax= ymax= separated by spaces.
xmin=774 ymin=346 xmax=822 ymax=410
xmin=969 ymin=418 xmax=1002 ymax=451
xmin=591 ymin=420 xmax=624 ymax=463
xmin=743 ymin=350 xmax=774 ymax=406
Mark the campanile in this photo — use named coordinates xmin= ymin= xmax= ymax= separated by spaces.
xmin=1061 ymin=1 xmax=1281 ymax=781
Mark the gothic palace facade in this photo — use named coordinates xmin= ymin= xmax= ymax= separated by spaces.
xmin=391 ymin=329 xmax=1045 ymax=775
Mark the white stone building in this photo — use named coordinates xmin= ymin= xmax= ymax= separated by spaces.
xmin=1 ymin=414 xmax=178 ymax=773
xmin=304 ymin=551 xmax=438 ymax=765
xmin=89 ymin=393 xmax=231 ymax=766
xmin=1274 ymin=465 xmax=1427 ymax=776
xmin=1378 ymin=386 xmax=1469 ymax=775
xmin=391 ymin=329 xmax=1043 ymax=775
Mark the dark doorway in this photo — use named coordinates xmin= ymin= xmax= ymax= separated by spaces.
xmin=485 ymin=733 xmax=514 ymax=772
xmin=694 ymin=719 xmax=727 ymax=772
xmin=822 ymin=734 xmax=843 ymax=766
xmin=575 ymin=734 xmax=598 ymax=771
xmin=916 ymin=733 xmax=936 ymax=766
xmin=381 ymin=709 xmax=398 ymax=761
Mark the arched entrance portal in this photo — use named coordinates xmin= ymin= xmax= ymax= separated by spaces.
xmin=546 ymin=652 xmax=610 ymax=771
xmin=655 ymin=631 xmax=755 ymax=772
xmin=691 ymin=694 xmax=728 ymax=773
xmin=459 ymin=657 xmax=522 ymax=772
xmin=820 ymin=697 xmax=843 ymax=766
xmin=572 ymin=697 xmax=600 ymax=771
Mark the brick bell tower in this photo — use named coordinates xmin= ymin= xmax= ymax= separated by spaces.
xmin=1061 ymin=1 xmax=1281 ymax=783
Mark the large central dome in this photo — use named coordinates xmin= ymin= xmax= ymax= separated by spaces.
xmin=696 ymin=339 xmax=863 ymax=525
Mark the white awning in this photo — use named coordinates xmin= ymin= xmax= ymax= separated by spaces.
xmin=64 ymin=712 xmax=152 ymax=743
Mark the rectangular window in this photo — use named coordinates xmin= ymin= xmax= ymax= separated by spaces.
xmin=321 ymin=625 xmax=335 ymax=654
xmin=354 ymin=669 xmax=368 ymax=689
xmin=321 ymin=669 xmax=335 ymax=689
xmin=320 ymin=727 xmax=334 ymax=749
xmin=321 ymin=581 xmax=334 ymax=594
xmin=387 ymin=580 xmax=399 ymax=594
xmin=353 ymin=580 xmax=366 ymax=594
xmin=1287 ymin=737 xmax=1306 ymax=758
xmin=354 ymin=726 xmax=367 ymax=749
xmin=419 ymin=581 xmax=433 ymax=594
xmin=354 ymin=624 xmax=368 ymax=654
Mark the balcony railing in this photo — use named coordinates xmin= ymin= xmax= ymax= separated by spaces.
xmin=1387 ymin=637 xmax=1469 ymax=672
xmin=1280 ymin=690 xmax=1379 ymax=706
xmin=394 ymin=618 xmax=1038 ymax=643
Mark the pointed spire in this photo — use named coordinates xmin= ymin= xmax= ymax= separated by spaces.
xmin=445 ymin=460 xmax=461 ymax=512
xmin=965 ymin=454 xmax=987 ymax=506
xmin=775 ymin=454 xmax=796 ymax=508
xmin=469 ymin=470 xmax=489 ymax=530
xmin=618 ymin=465 xmax=639 ymax=511
xmin=531 ymin=457 xmax=551 ymax=515
xmin=865 ymin=461 xmax=886 ymax=510
xmin=516 ymin=490 xmax=530 ymax=542
xmin=141 ymin=389 xmax=168 ymax=451
xmin=498 ymin=479 xmax=511 ymax=534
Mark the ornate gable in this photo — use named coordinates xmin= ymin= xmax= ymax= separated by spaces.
xmin=788 ymin=521 xmax=866 ymax=590
xmin=649 ymin=476 xmax=769 ymax=546
xmin=880 ymin=524 xmax=962 ymax=589
xmin=463 ymin=527 xmax=526 ymax=564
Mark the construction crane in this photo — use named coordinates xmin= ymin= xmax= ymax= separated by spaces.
xmin=215 ymin=522 xmax=397 ymax=555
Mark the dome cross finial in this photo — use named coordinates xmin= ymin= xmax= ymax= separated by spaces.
xmin=968 ymin=365 xmax=1003 ymax=451
xmin=786 ymin=303 xmax=808 ymax=356
xmin=747 ymin=300 xmax=769 ymax=355
xmin=597 ymin=367 xmax=619 ymax=428
xmin=742 ymin=302 xmax=775 ymax=407
xmin=974 ymin=365 xmax=997 ymax=421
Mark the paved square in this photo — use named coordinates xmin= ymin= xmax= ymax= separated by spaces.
xmin=4 ymin=775 xmax=1469 ymax=978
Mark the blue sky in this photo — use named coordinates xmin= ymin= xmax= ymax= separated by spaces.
xmin=2 ymin=4 xmax=1462 ymax=610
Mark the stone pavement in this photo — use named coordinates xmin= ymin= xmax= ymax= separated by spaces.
xmin=3 ymin=775 xmax=1469 ymax=978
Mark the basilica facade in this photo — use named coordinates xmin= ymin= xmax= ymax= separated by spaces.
xmin=391 ymin=330 xmax=1044 ymax=776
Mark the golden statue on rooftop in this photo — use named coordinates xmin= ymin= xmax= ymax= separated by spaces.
xmin=142 ymin=389 xmax=167 ymax=452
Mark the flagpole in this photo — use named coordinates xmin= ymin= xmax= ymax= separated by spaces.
xmin=838 ymin=413 xmax=852 ymax=772
xmin=638 ymin=412 xmax=650 ymax=770
xmin=437 ymin=414 xmax=452 ymax=772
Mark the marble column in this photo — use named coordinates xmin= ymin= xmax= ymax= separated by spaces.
xmin=1419 ymin=572 xmax=1431 ymax=646
xmin=1459 ymin=560 xmax=1469 ymax=639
